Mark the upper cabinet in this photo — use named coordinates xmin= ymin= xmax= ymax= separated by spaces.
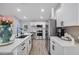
xmin=77 ymin=4 xmax=79 ymax=25
xmin=56 ymin=3 xmax=78 ymax=27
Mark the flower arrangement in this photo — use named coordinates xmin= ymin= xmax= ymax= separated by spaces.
xmin=0 ymin=16 xmax=13 ymax=43
xmin=0 ymin=16 xmax=13 ymax=25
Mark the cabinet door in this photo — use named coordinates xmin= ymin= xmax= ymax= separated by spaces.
xmin=17 ymin=44 xmax=24 ymax=55
xmin=50 ymin=39 xmax=52 ymax=54
xmin=25 ymin=38 xmax=29 ymax=55
xmin=17 ymin=41 xmax=27 ymax=55
xmin=63 ymin=4 xmax=77 ymax=26
xmin=56 ymin=3 xmax=78 ymax=27
xmin=12 ymin=48 xmax=18 ymax=55
xmin=24 ymin=36 xmax=32 ymax=54
xmin=22 ymin=46 xmax=27 ymax=55
xmin=56 ymin=7 xmax=63 ymax=27
xmin=50 ymin=39 xmax=64 ymax=55
xmin=50 ymin=40 xmax=55 ymax=55
xmin=64 ymin=47 xmax=79 ymax=55
xmin=28 ymin=36 xmax=32 ymax=54
xmin=54 ymin=42 xmax=64 ymax=55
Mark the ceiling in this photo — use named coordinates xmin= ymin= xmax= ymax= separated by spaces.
xmin=0 ymin=3 xmax=60 ymax=21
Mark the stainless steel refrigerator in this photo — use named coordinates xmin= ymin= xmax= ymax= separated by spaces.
xmin=46 ymin=19 xmax=56 ymax=54
xmin=48 ymin=19 xmax=56 ymax=36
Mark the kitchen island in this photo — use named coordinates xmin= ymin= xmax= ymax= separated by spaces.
xmin=0 ymin=33 xmax=32 ymax=55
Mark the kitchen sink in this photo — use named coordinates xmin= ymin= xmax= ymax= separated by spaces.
xmin=17 ymin=35 xmax=28 ymax=38
xmin=61 ymin=36 xmax=72 ymax=41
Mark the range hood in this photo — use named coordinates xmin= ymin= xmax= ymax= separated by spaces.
xmin=50 ymin=8 xmax=56 ymax=19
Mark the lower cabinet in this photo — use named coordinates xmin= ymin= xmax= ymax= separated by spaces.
xmin=12 ymin=36 xmax=32 ymax=55
xmin=17 ymin=41 xmax=28 ymax=55
xmin=50 ymin=39 xmax=64 ymax=55
xmin=50 ymin=37 xmax=79 ymax=55
xmin=26 ymin=36 xmax=32 ymax=54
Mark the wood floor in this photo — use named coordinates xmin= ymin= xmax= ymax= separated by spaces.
xmin=30 ymin=39 xmax=48 ymax=55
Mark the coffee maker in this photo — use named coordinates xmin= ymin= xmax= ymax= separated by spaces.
xmin=56 ymin=27 xmax=65 ymax=37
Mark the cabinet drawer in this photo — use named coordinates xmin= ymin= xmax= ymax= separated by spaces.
xmin=18 ymin=44 xmax=25 ymax=50
xmin=50 ymin=38 xmax=64 ymax=55
xmin=21 ymin=42 xmax=25 ymax=46
xmin=22 ymin=47 xmax=27 ymax=55
xmin=17 ymin=45 xmax=27 ymax=55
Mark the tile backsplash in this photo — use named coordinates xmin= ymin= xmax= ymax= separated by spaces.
xmin=65 ymin=26 xmax=79 ymax=41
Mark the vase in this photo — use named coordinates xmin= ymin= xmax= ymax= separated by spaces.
xmin=0 ymin=25 xmax=12 ymax=43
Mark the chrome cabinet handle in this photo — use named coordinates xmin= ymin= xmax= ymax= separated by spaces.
xmin=22 ymin=47 xmax=25 ymax=50
xmin=29 ymin=40 xmax=31 ymax=44
xmin=52 ymin=41 xmax=55 ymax=44
xmin=21 ymin=42 xmax=25 ymax=46
xmin=52 ymin=45 xmax=55 ymax=50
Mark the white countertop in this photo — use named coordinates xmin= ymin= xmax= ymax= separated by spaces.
xmin=50 ymin=36 xmax=79 ymax=47
xmin=0 ymin=33 xmax=32 ymax=54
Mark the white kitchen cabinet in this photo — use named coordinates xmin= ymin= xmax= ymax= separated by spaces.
xmin=56 ymin=6 xmax=64 ymax=27
xmin=50 ymin=36 xmax=79 ymax=55
xmin=12 ymin=42 xmax=26 ymax=55
xmin=16 ymin=41 xmax=27 ymax=55
xmin=12 ymin=48 xmax=18 ymax=55
xmin=24 ymin=36 xmax=32 ymax=55
xmin=26 ymin=36 xmax=32 ymax=54
xmin=12 ymin=35 xmax=32 ymax=55
xmin=64 ymin=47 xmax=79 ymax=55
xmin=23 ymin=39 xmax=28 ymax=55
xmin=50 ymin=38 xmax=64 ymax=55
xmin=53 ymin=42 xmax=64 ymax=55
xmin=56 ymin=3 xmax=78 ymax=27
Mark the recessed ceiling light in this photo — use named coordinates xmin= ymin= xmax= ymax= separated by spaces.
xmin=17 ymin=8 xmax=21 ymax=12
xmin=41 ymin=9 xmax=45 ymax=12
xmin=40 ymin=16 xmax=43 ymax=19
xmin=23 ymin=16 xmax=27 ymax=19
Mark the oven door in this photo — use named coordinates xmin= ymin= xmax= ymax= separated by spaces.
xmin=37 ymin=33 xmax=43 ymax=39
xmin=37 ymin=33 xmax=42 ymax=36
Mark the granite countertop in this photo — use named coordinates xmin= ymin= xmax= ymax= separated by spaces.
xmin=50 ymin=36 xmax=79 ymax=47
xmin=0 ymin=33 xmax=32 ymax=54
